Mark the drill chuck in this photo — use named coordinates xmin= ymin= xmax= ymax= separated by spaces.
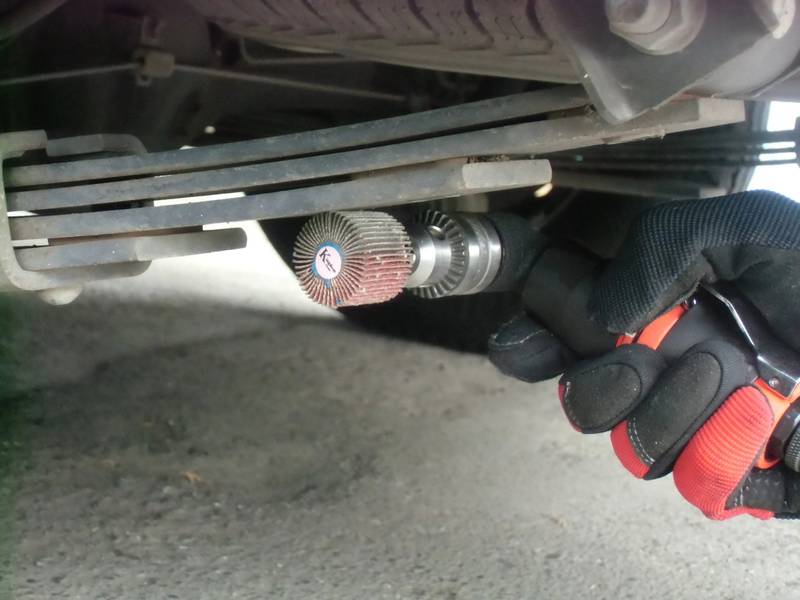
xmin=408 ymin=211 xmax=503 ymax=298
xmin=293 ymin=210 xmax=524 ymax=308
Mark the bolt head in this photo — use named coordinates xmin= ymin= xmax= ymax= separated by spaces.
xmin=606 ymin=0 xmax=671 ymax=35
xmin=607 ymin=0 xmax=707 ymax=55
xmin=754 ymin=0 xmax=796 ymax=39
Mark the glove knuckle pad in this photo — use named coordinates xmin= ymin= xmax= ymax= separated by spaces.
xmin=559 ymin=344 xmax=665 ymax=433
xmin=489 ymin=313 xmax=574 ymax=383
xmin=623 ymin=340 xmax=754 ymax=479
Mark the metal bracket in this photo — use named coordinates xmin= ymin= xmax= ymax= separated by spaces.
xmin=703 ymin=282 xmax=800 ymax=398
xmin=0 ymin=132 xmax=247 ymax=301
xmin=0 ymin=132 xmax=150 ymax=297
xmin=537 ymin=0 xmax=800 ymax=122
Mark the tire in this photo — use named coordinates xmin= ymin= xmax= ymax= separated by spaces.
xmin=187 ymin=0 xmax=574 ymax=84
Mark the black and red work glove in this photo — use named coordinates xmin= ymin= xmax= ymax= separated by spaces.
xmin=490 ymin=190 xmax=800 ymax=520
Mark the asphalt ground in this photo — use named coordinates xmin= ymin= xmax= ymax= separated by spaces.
xmin=0 ymin=222 xmax=798 ymax=599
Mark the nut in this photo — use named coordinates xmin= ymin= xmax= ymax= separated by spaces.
xmin=606 ymin=0 xmax=671 ymax=35
xmin=754 ymin=0 xmax=796 ymax=39
xmin=606 ymin=0 xmax=707 ymax=56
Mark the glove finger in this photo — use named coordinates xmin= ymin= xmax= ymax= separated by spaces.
xmin=611 ymin=339 xmax=756 ymax=480
xmin=558 ymin=344 xmax=667 ymax=434
xmin=673 ymin=386 xmax=776 ymax=520
xmin=488 ymin=313 xmax=574 ymax=383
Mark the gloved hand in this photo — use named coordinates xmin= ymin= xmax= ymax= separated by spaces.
xmin=490 ymin=190 xmax=800 ymax=520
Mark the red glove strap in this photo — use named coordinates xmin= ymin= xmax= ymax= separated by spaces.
xmin=611 ymin=420 xmax=649 ymax=479
xmin=673 ymin=387 xmax=775 ymax=520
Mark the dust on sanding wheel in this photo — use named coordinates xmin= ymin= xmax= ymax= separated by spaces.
xmin=293 ymin=211 xmax=413 ymax=308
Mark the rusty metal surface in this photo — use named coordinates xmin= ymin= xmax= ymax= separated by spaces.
xmin=15 ymin=229 xmax=248 ymax=271
xmin=8 ymin=159 xmax=552 ymax=240
xmin=4 ymin=87 xmax=588 ymax=189
xmin=0 ymin=94 xmax=744 ymax=298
